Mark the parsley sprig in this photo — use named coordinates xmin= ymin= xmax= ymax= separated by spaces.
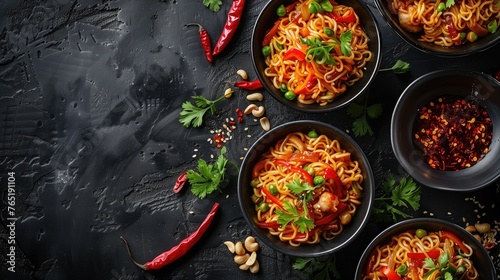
xmin=293 ymin=255 xmax=342 ymax=280
xmin=179 ymin=94 xmax=226 ymax=128
xmin=423 ymin=253 xmax=467 ymax=279
xmin=347 ymin=92 xmax=382 ymax=137
xmin=373 ymin=174 xmax=421 ymax=222
xmin=379 ymin=59 xmax=410 ymax=74
xmin=300 ymin=30 xmax=353 ymax=65
xmin=202 ymin=0 xmax=222 ymax=12
xmin=276 ymin=178 xmax=316 ymax=233
xmin=186 ymin=147 xmax=228 ymax=199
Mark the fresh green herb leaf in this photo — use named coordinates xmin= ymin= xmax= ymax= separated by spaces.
xmin=379 ymin=59 xmax=410 ymax=74
xmin=302 ymin=37 xmax=336 ymax=65
xmin=373 ymin=174 xmax=422 ymax=222
xmin=286 ymin=177 xmax=314 ymax=195
xmin=339 ymin=30 xmax=352 ymax=56
xmin=179 ymin=94 xmax=226 ymax=127
xmin=277 ymin=200 xmax=314 ymax=233
xmin=445 ymin=0 xmax=455 ymax=8
xmin=203 ymin=0 xmax=222 ymax=12
xmin=186 ymin=147 xmax=228 ymax=199
xmin=347 ymin=92 xmax=382 ymax=137
xmin=293 ymin=255 xmax=342 ymax=280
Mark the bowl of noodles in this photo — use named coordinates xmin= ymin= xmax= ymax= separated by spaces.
xmin=251 ymin=0 xmax=381 ymax=113
xmin=355 ymin=218 xmax=496 ymax=279
xmin=391 ymin=69 xmax=500 ymax=191
xmin=238 ymin=120 xmax=374 ymax=257
xmin=374 ymin=0 xmax=500 ymax=56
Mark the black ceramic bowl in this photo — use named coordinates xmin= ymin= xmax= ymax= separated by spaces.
xmin=251 ymin=0 xmax=381 ymax=113
xmin=238 ymin=120 xmax=374 ymax=257
xmin=374 ymin=0 xmax=500 ymax=56
xmin=355 ymin=218 xmax=496 ymax=279
xmin=391 ymin=69 xmax=500 ymax=191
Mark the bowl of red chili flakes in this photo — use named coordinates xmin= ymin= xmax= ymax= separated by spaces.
xmin=391 ymin=69 xmax=500 ymax=191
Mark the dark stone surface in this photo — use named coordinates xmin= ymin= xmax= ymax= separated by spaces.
xmin=1 ymin=0 xmax=499 ymax=279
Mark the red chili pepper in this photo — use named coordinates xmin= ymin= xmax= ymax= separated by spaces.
xmin=407 ymin=249 xmax=441 ymax=259
xmin=283 ymin=48 xmax=305 ymax=61
xmin=441 ymin=231 xmax=470 ymax=254
xmin=323 ymin=168 xmax=344 ymax=198
xmin=262 ymin=19 xmax=281 ymax=46
xmin=274 ymin=159 xmax=314 ymax=186
xmin=234 ymin=79 xmax=263 ymax=90
xmin=173 ymin=171 xmax=188 ymax=193
xmin=213 ymin=0 xmax=245 ymax=56
xmin=120 ymin=202 xmax=220 ymax=270
xmin=314 ymin=202 xmax=347 ymax=226
xmin=380 ymin=266 xmax=402 ymax=280
xmin=185 ymin=23 xmax=213 ymax=63
xmin=327 ymin=10 xmax=356 ymax=23
xmin=262 ymin=186 xmax=284 ymax=209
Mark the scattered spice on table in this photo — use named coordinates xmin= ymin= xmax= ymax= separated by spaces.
xmin=120 ymin=202 xmax=220 ymax=270
xmin=212 ymin=0 xmax=245 ymax=56
xmin=414 ymin=96 xmax=492 ymax=171
xmin=185 ymin=23 xmax=213 ymax=63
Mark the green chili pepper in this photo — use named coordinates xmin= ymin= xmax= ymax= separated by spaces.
xmin=280 ymin=82 xmax=288 ymax=92
xmin=262 ymin=46 xmax=271 ymax=56
xmin=396 ymin=264 xmax=408 ymax=276
xmin=276 ymin=4 xmax=286 ymax=16
xmin=269 ymin=184 xmax=279 ymax=196
xmin=284 ymin=90 xmax=296 ymax=100
xmin=308 ymin=2 xmax=322 ymax=13
xmin=488 ymin=20 xmax=498 ymax=33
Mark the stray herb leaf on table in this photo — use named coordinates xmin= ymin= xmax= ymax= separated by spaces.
xmin=202 ymin=0 xmax=222 ymax=12
xmin=186 ymin=147 xmax=228 ymax=199
xmin=293 ymin=254 xmax=341 ymax=280
xmin=346 ymin=93 xmax=382 ymax=137
xmin=379 ymin=59 xmax=410 ymax=74
xmin=179 ymin=94 xmax=226 ymax=128
xmin=373 ymin=174 xmax=421 ymax=222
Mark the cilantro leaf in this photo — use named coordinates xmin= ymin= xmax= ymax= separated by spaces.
xmin=347 ymin=92 xmax=382 ymax=137
xmin=339 ymin=30 xmax=352 ymax=56
xmin=302 ymin=37 xmax=336 ymax=65
xmin=203 ymin=0 xmax=222 ymax=12
xmin=391 ymin=176 xmax=421 ymax=210
xmin=179 ymin=94 xmax=226 ymax=128
xmin=379 ymin=59 xmax=410 ymax=74
xmin=293 ymin=255 xmax=342 ymax=280
xmin=286 ymin=178 xmax=314 ymax=195
xmin=367 ymin=103 xmax=383 ymax=119
xmin=352 ymin=116 xmax=374 ymax=137
xmin=276 ymin=200 xmax=314 ymax=233
xmin=186 ymin=147 xmax=228 ymax=199
xmin=445 ymin=0 xmax=455 ymax=8
xmin=346 ymin=102 xmax=364 ymax=118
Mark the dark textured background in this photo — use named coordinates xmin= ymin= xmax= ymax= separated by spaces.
xmin=0 ymin=0 xmax=499 ymax=279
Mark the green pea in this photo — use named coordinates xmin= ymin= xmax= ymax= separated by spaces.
xmin=258 ymin=201 xmax=270 ymax=212
xmin=269 ymin=184 xmax=279 ymax=196
xmin=251 ymin=194 xmax=262 ymax=204
xmin=313 ymin=176 xmax=325 ymax=186
xmin=324 ymin=27 xmax=334 ymax=37
xmin=459 ymin=32 xmax=466 ymax=40
xmin=308 ymin=129 xmax=319 ymax=138
xmin=415 ymin=228 xmax=427 ymax=238
xmin=284 ymin=90 xmax=296 ymax=100
xmin=262 ymin=46 xmax=271 ymax=56
xmin=304 ymin=164 xmax=315 ymax=176
xmin=276 ymin=42 xmax=284 ymax=50
xmin=250 ymin=178 xmax=259 ymax=188
xmin=280 ymin=82 xmax=288 ymax=93
xmin=396 ymin=264 xmax=408 ymax=276
xmin=437 ymin=2 xmax=446 ymax=13
xmin=276 ymin=4 xmax=286 ymax=17
xmin=467 ymin=31 xmax=478 ymax=42
xmin=488 ymin=20 xmax=498 ymax=34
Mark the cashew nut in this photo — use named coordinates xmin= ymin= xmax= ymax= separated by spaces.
xmin=245 ymin=251 xmax=257 ymax=266
xmin=224 ymin=88 xmax=233 ymax=99
xmin=252 ymin=106 xmax=265 ymax=118
xmin=246 ymin=93 xmax=263 ymax=101
xmin=260 ymin=117 xmax=270 ymax=131
xmin=239 ymin=263 xmax=250 ymax=271
xmin=224 ymin=241 xmax=235 ymax=253
xmin=465 ymin=225 xmax=476 ymax=233
xmin=249 ymin=260 xmax=260 ymax=274
xmin=244 ymin=236 xmax=259 ymax=252
xmin=234 ymin=253 xmax=250 ymax=265
xmin=236 ymin=69 xmax=248 ymax=80
xmin=234 ymin=241 xmax=246 ymax=255
xmin=244 ymin=104 xmax=258 ymax=115
xmin=474 ymin=223 xmax=491 ymax=233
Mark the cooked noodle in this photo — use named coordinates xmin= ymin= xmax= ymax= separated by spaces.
xmin=389 ymin=0 xmax=500 ymax=46
xmin=262 ymin=0 xmax=372 ymax=106
xmin=251 ymin=131 xmax=363 ymax=246
xmin=363 ymin=230 xmax=479 ymax=279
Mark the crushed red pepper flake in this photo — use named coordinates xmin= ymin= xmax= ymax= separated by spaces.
xmin=413 ymin=96 xmax=493 ymax=171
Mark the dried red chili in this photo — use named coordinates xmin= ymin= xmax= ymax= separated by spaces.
xmin=212 ymin=0 xmax=245 ymax=56
xmin=173 ymin=171 xmax=188 ymax=193
xmin=185 ymin=23 xmax=213 ymax=62
xmin=234 ymin=79 xmax=263 ymax=90
xmin=414 ymin=96 xmax=492 ymax=171
xmin=120 ymin=202 xmax=220 ymax=270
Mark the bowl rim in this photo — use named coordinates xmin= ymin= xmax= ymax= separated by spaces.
xmin=354 ymin=217 xmax=497 ymax=279
xmin=373 ymin=0 xmax=500 ymax=57
xmin=391 ymin=69 xmax=500 ymax=191
xmin=251 ymin=0 xmax=382 ymax=113
xmin=237 ymin=120 xmax=375 ymax=257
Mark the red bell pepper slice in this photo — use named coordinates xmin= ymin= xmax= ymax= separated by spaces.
xmin=262 ymin=20 xmax=281 ymax=46
xmin=252 ymin=160 xmax=267 ymax=178
xmin=328 ymin=10 xmax=356 ymax=23
xmin=255 ymin=221 xmax=279 ymax=229
xmin=261 ymin=186 xmax=284 ymax=209
xmin=283 ymin=48 xmax=305 ymax=61
xmin=314 ymin=202 xmax=347 ymax=226
xmin=323 ymin=168 xmax=344 ymax=198
xmin=441 ymin=231 xmax=470 ymax=254
xmin=407 ymin=249 xmax=441 ymax=260
xmin=274 ymin=159 xmax=314 ymax=186
xmin=294 ymin=70 xmax=316 ymax=95
xmin=380 ymin=266 xmax=402 ymax=280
